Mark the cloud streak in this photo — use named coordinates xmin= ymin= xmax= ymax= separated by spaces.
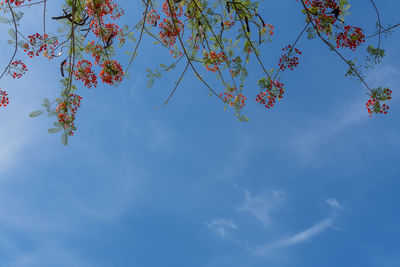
xmin=289 ymin=64 xmax=400 ymax=164
xmin=325 ymin=198 xmax=341 ymax=210
xmin=206 ymin=218 xmax=237 ymax=240
xmin=254 ymin=216 xmax=334 ymax=255
xmin=238 ymin=189 xmax=285 ymax=226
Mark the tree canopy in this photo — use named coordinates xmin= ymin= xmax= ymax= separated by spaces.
xmin=0 ymin=0 xmax=398 ymax=145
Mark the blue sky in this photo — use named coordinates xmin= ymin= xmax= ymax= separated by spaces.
xmin=0 ymin=0 xmax=399 ymax=266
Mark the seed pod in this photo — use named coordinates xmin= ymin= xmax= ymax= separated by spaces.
xmin=256 ymin=14 xmax=266 ymax=27
xmin=51 ymin=14 xmax=71 ymax=20
xmin=60 ymin=59 xmax=67 ymax=77
xmin=245 ymin=16 xmax=250 ymax=33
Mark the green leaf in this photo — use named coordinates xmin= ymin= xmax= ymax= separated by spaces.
xmin=238 ymin=115 xmax=250 ymax=122
xmin=8 ymin=28 xmax=15 ymax=39
xmin=342 ymin=4 xmax=351 ymax=11
xmin=57 ymin=25 xmax=68 ymax=33
xmin=118 ymin=39 xmax=125 ymax=48
xmin=147 ymin=78 xmax=154 ymax=88
xmin=0 ymin=16 xmax=11 ymax=24
xmin=42 ymin=98 xmax=50 ymax=108
xmin=29 ymin=110 xmax=45 ymax=117
xmin=48 ymin=128 xmax=62 ymax=134
xmin=61 ymin=132 xmax=68 ymax=146
xmin=17 ymin=40 xmax=26 ymax=48
xmin=127 ymin=32 xmax=136 ymax=42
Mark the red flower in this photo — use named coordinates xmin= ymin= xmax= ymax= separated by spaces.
xmin=0 ymin=89 xmax=10 ymax=107
xmin=100 ymin=60 xmax=124 ymax=85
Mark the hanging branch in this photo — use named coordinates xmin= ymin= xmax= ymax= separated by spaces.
xmin=299 ymin=0 xmax=371 ymax=92
xmin=0 ymin=2 xmax=18 ymax=80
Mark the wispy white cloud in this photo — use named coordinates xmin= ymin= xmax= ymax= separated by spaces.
xmin=120 ymin=114 xmax=173 ymax=151
xmin=0 ymin=121 xmax=144 ymax=265
xmin=7 ymin=241 xmax=92 ymax=267
xmin=254 ymin=216 xmax=334 ymax=256
xmin=206 ymin=218 xmax=237 ymax=240
xmin=0 ymin=82 xmax=51 ymax=177
xmin=325 ymin=198 xmax=341 ymax=210
xmin=290 ymin=100 xmax=366 ymax=163
xmin=67 ymin=166 xmax=142 ymax=221
xmin=0 ymin=154 xmax=143 ymax=266
xmin=365 ymin=65 xmax=400 ymax=92
xmin=238 ymin=189 xmax=285 ymax=226
xmin=208 ymin=188 xmax=340 ymax=258
xmin=202 ymin=136 xmax=253 ymax=184
xmin=206 ymin=218 xmax=251 ymax=251
xmin=0 ymin=119 xmax=30 ymax=177
xmin=289 ymin=64 xmax=400 ymax=163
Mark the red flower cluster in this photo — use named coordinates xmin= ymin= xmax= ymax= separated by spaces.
xmin=262 ymin=24 xmax=275 ymax=36
xmin=220 ymin=88 xmax=247 ymax=109
xmin=158 ymin=1 xmax=184 ymax=48
xmin=3 ymin=0 xmax=31 ymax=6
xmin=85 ymin=0 xmax=123 ymax=20
xmin=56 ymin=94 xmax=83 ymax=135
xmin=9 ymin=59 xmax=27 ymax=79
xmin=75 ymin=60 xmax=97 ymax=88
xmin=278 ymin=45 xmax=301 ymax=71
xmin=336 ymin=25 xmax=365 ymax=51
xmin=100 ymin=60 xmax=123 ymax=85
xmin=303 ymin=0 xmax=339 ymax=10
xmin=232 ymin=93 xmax=247 ymax=108
xmin=203 ymin=51 xmax=227 ymax=72
xmin=23 ymin=33 xmax=58 ymax=59
xmin=366 ymin=87 xmax=392 ymax=117
xmin=93 ymin=22 xmax=121 ymax=43
xmin=223 ymin=20 xmax=235 ymax=29
xmin=303 ymin=0 xmax=340 ymax=34
xmin=220 ymin=92 xmax=234 ymax=102
xmin=0 ymin=89 xmax=9 ymax=107
xmin=85 ymin=0 xmax=124 ymax=42
xmin=147 ymin=10 xmax=160 ymax=25
xmin=256 ymin=80 xmax=284 ymax=109
xmin=301 ymin=0 xmax=365 ymax=51
xmin=86 ymin=41 xmax=104 ymax=65
xmin=366 ymin=99 xmax=389 ymax=116
xmin=162 ymin=0 xmax=183 ymax=18
xmin=169 ymin=49 xmax=183 ymax=58
xmin=159 ymin=18 xmax=183 ymax=47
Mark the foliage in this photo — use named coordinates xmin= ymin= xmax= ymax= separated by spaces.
xmin=0 ymin=0 xmax=397 ymax=145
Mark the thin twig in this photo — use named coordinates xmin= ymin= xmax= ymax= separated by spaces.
xmin=166 ymin=0 xmax=224 ymax=101
xmin=0 ymin=2 xmax=18 ymax=80
xmin=158 ymin=61 xmax=189 ymax=108
xmin=366 ymin=22 xmax=400 ymax=38
xmin=124 ymin=0 xmax=150 ymax=74
xmin=273 ymin=22 xmax=309 ymax=80
xmin=43 ymin=0 xmax=47 ymax=35
xmin=368 ymin=0 xmax=382 ymax=49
